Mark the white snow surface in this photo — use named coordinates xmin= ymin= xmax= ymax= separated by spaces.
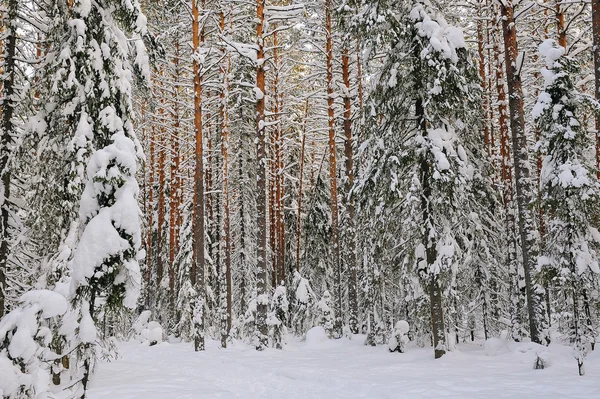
xmin=87 ymin=337 xmax=600 ymax=399
xmin=539 ymin=39 xmax=565 ymax=69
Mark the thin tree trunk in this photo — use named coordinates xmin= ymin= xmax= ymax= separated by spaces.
xmin=169 ymin=39 xmax=181 ymax=314
xmin=156 ymin=71 xmax=167 ymax=290
xmin=356 ymin=40 xmax=364 ymax=143
xmin=477 ymin=2 xmax=491 ymax=157
xmin=146 ymin=116 xmax=156 ymax=308
xmin=192 ymin=0 xmax=206 ymax=352
xmin=342 ymin=45 xmax=358 ymax=335
xmin=495 ymin=32 xmax=522 ymax=337
xmin=238 ymin=127 xmax=248 ymax=315
xmin=416 ymin=97 xmax=446 ymax=359
xmin=296 ymin=99 xmax=309 ymax=273
xmin=273 ymin=31 xmax=285 ymax=286
xmin=592 ymin=0 xmax=600 ymax=178
xmin=0 ymin=0 xmax=17 ymax=319
xmin=269 ymin=126 xmax=277 ymax=288
xmin=219 ymin=10 xmax=232 ymax=348
xmin=255 ymin=0 xmax=269 ymax=350
xmin=325 ymin=0 xmax=342 ymax=338
xmin=555 ymin=1 xmax=567 ymax=48
xmin=500 ymin=2 xmax=546 ymax=345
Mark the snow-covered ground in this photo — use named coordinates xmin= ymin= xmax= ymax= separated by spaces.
xmin=88 ymin=335 xmax=600 ymax=399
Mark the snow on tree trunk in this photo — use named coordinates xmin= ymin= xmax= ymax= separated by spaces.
xmin=192 ymin=0 xmax=206 ymax=353
xmin=324 ymin=0 xmax=343 ymax=340
xmin=499 ymin=2 xmax=548 ymax=346
xmin=255 ymin=0 xmax=269 ymax=351
xmin=592 ymin=0 xmax=600 ymax=177
xmin=0 ymin=0 xmax=18 ymax=320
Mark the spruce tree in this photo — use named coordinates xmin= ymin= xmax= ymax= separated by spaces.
xmin=48 ymin=0 xmax=152 ymax=394
xmin=355 ymin=0 xmax=483 ymax=358
xmin=534 ymin=40 xmax=600 ymax=376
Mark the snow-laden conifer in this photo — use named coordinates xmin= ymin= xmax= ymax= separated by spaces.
xmin=0 ymin=290 xmax=68 ymax=398
xmin=534 ymin=39 xmax=600 ymax=376
xmin=355 ymin=0 xmax=484 ymax=358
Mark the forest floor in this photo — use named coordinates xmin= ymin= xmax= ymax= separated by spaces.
xmin=88 ymin=333 xmax=600 ymax=399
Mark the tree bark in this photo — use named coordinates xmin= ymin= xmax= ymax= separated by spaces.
xmin=342 ymin=45 xmax=358 ymax=335
xmin=555 ymin=1 xmax=567 ymax=48
xmin=169 ymin=38 xmax=181 ymax=314
xmin=146 ymin=117 xmax=156 ymax=308
xmin=255 ymin=0 xmax=269 ymax=350
xmin=219 ymin=10 xmax=232 ymax=348
xmin=500 ymin=2 xmax=546 ymax=345
xmin=192 ymin=0 xmax=206 ymax=352
xmin=477 ymin=2 xmax=491 ymax=157
xmin=296 ymin=99 xmax=309 ymax=273
xmin=592 ymin=0 xmax=600 ymax=178
xmin=416 ymin=98 xmax=446 ymax=359
xmin=325 ymin=0 xmax=342 ymax=338
xmin=156 ymin=71 xmax=166 ymax=290
xmin=0 ymin=0 xmax=17 ymax=319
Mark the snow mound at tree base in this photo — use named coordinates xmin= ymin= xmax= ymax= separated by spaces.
xmin=484 ymin=338 xmax=510 ymax=356
xmin=305 ymin=326 xmax=329 ymax=347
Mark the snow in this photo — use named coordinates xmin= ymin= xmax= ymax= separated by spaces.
xmin=70 ymin=207 xmax=131 ymax=285
xmin=484 ymin=338 xmax=510 ymax=356
xmin=0 ymin=356 xmax=24 ymax=397
xmin=265 ymin=4 xmax=304 ymax=23
xmin=410 ymin=4 xmax=465 ymax=64
xmin=305 ymin=326 xmax=328 ymax=346
xmin=79 ymin=300 xmax=98 ymax=343
xmin=87 ymin=338 xmax=600 ymax=399
xmin=539 ymin=39 xmax=565 ymax=69
xmin=394 ymin=320 xmax=409 ymax=334
xmin=427 ymin=127 xmax=460 ymax=172
xmin=144 ymin=322 xmax=164 ymax=344
xmin=76 ymin=0 xmax=92 ymax=18
xmin=294 ymin=272 xmax=315 ymax=304
xmin=20 ymin=289 xmax=68 ymax=318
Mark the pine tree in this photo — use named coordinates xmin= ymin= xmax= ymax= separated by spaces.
xmin=318 ymin=290 xmax=335 ymax=337
xmin=59 ymin=0 xmax=150 ymax=393
xmin=534 ymin=40 xmax=600 ymax=375
xmin=355 ymin=0 xmax=483 ymax=358
xmin=290 ymin=271 xmax=317 ymax=336
xmin=499 ymin=0 xmax=548 ymax=345
xmin=268 ymin=283 xmax=288 ymax=349
xmin=0 ymin=290 xmax=68 ymax=398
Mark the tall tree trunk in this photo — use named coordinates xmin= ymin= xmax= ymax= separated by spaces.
xmin=273 ymin=31 xmax=285 ymax=286
xmin=325 ymin=0 xmax=342 ymax=338
xmin=169 ymin=38 xmax=181 ymax=314
xmin=156 ymin=72 xmax=167 ymax=291
xmin=296 ymin=99 xmax=309 ymax=273
xmin=146 ymin=118 xmax=156 ymax=308
xmin=269 ymin=120 xmax=277 ymax=288
xmin=356 ymin=40 xmax=364 ymax=143
xmin=500 ymin=2 xmax=546 ymax=345
xmin=0 ymin=0 xmax=17 ymax=319
xmin=219 ymin=10 xmax=232 ymax=348
xmin=592 ymin=0 xmax=600 ymax=178
xmin=494 ymin=28 xmax=521 ymax=336
xmin=342 ymin=45 xmax=358 ymax=335
xmin=255 ymin=0 xmax=269 ymax=350
xmin=238 ymin=128 xmax=249 ymax=315
xmin=416 ymin=98 xmax=446 ymax=359
xmin=477 ymin=2 xmax=491 ymax=157
xmin=192 ymin=0 xmax=206 ymax=352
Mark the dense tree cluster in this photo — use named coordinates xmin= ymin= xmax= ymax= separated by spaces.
xmin=1 ymin=0 xmax=600 ymax=396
